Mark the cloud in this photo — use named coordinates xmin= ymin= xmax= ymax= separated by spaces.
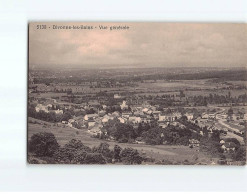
xmin=29 ymin=23 xmax=247 ymax=69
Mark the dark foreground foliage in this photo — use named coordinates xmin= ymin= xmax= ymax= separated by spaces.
xmin=28 ymin=132 xmax=60 ymax=157
xmin=28 ymin=132 xmax=144 ymax=164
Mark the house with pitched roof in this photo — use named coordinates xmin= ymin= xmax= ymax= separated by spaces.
xmin=221 ymin=142 xmax=236 ymax=152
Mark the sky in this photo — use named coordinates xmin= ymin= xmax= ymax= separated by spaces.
xmin=29 ymin=22 xmax=247 ymax=69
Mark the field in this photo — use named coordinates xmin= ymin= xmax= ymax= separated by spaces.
xmin=135 ymin=89 xmax=247 ymax=98
xmin=138 ymin=79 xmax=221 ymax=91
xmin=185 ymin=89 xmax=247 ymax=97
xmin=28 ymin=117 xmax=212 ymax=165
xmin=30 ymin=79 xmax=247 ymax=102
xmin=137 ymin=80 xmax=247 ymax=97
xmin=29 ymin=92 xmax=67 ymax=99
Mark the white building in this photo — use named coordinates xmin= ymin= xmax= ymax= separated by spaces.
xmin=35 ymin=104 xmax=49 ymax=113
xmin=84 ymin=114 xmax=98 ymax=121
xmin=122 ymin=112 xmax=132 ymax=119
xmin=114 ymin=94 xmax=121 ymax=99
xmin=159 ymin=113 xmax=177 ymax=122
xmin=102 ymin=115 xmax=114 ymax=124
xmin=129 ymin=116 xmax=141 ymax=124
xmin=185 ymin=113 xmax=193 ymax=121
xmin=201 ymin=113 xmax=209 ymax=119
xmin=118 ymin=117 xmax=125 ymax=123
xmin=88 ymin=120 xmax=96 ymax=127
xmin=220 ymin=140 xmax=225 ymax=144
xmin=120 ymin=101 xmax=128 ymax=110
xmin=53 ymin=109 xmax=63 ymax=114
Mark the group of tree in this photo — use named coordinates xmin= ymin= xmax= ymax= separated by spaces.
xmin=102 ymin=118 xmax=156 ymax=143
xmin=28 ymin=105 xmax=73 ymax=123
xmin=28 ymin=132 xmax=144 ymax=165
xmin=148 ymin=92 xmax=247 ymax=108
xmin=149 ymin=97 xmax=186 ymax=107
xmin=141 ymin=125 xmax=201 ymax=146
xmin=190 ymin=93 xmax=247 ymax=106
xmin=102 ymin=117 xmax=203 ymax=146
xmin=199 ymin=129 xmax=246 ymax=162
xmin=232 ymin=146 xmax=246 ymax=161
xmin=199 ymin=131 xmax=223 ymax=158
xmin=178 ymin=117 xmax=204 ymax=134
xmin=103 ymin=119 xmax=137 ymax=143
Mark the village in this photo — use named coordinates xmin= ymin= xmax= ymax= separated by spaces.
xmin=28 ymin=74 xmax=247 ymax=165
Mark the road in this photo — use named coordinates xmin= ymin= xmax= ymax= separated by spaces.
xmin=218 ymin=120 xmax=241 ymax=133
xmin=208 ymin=105 xmax=245 ymax=144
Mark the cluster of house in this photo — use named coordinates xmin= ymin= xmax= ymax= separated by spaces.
xmin=220 ymin=139 xmax=237 ymax=152
xmin=32 ymin=94 xmax=246 ymax=146
xmin=56 ymin=101 xmax=199 ymax=137
xmin=35 ymin=103 xmax=63 ymax=114
xmin=33 ymin=97 xmax=221 ymax=135
xmin=158 ymin=112 xmax=194 ymax=129
xmin=188 ymin=137 xmax=239 ymax=154
xmin=189 ymin=139 xmax=200 ymax=148
xmin=202 ymin=110 xmax=247 ymax=121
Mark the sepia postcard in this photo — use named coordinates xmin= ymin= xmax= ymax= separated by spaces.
xmin=28 ymin=22 xmax=246 ymax=165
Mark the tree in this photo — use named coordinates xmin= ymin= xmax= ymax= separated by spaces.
xmin=228 ymin=107 xmax=233 ymax=117
xmin=28 ymin=132 xmax=60 ymax=157
xmin=65 ymin=139 xmax=91 ymax=152
xmin=142 ymin=127 xmax=163 ymax=145
xmin=120 ymin=147 xmax=143 ymax=164
xmin=224 ymin=138 xmax=241 ymax=149
xmin=211 ymin=131 xmax=221 ymax=142
xmin=179 ymin=90 xmax=185 ymax=98
xmin=103 ymin=118 xmax=119 ymax=137
xmin=142 ymin=123 xmax=151 ymax=132
xmin=54 ymin=147 xmax=87 ymax=163
xmin=83 ymin=153 xmax=107 ymax=164
xmin=106 ymin=121 xmax=136 ymax=142
xmin=199 ymin=136 xmax=223 ymax=158
xmin=233 ymin=147 xmax=246 ymax=161
xmin=53 ymin=139 xmax=91 ymax=164
xmin=113 ymin=145 xmax=122 ymax=161
xmin=60 ymin=111 xmax=72 ymax=121
xmin=92 ymin=142 xmax=113 ymax=162
xmin=181 ymin=115 xmax=188 ymax=121
xmin=176 ymin=136 xmax=189 ymax=146
xmin=136 ymin=123 xmax=144 ymax=136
